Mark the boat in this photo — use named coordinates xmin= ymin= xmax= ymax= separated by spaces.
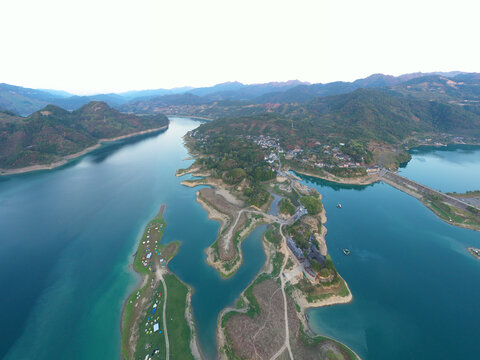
xmin=337 ymin=203 xmax=342 ymax=209
xmin=343 ymin=248 xmax=351 ymax=256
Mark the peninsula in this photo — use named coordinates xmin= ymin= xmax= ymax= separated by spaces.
xmin=121 ymin=205 xmax=201 ymax=360
xmin=172 ymin=102 xmax=480 ymax=234
xmin=176 ymin=126 xmax=360 ymax=359
xmin=0 ymin=101 xmax=169 ymax=175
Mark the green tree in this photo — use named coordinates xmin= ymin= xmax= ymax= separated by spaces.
xmin=300 ymin=196 xmax=323 ymax=215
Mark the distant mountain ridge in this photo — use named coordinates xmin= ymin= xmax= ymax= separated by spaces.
xmin=0 ymin=80 xmax=309 ymax=116
xmin=121 ymin=72 xmax=480 ymax=114
xmin=1 ymin=72 xmax=479 ymax=117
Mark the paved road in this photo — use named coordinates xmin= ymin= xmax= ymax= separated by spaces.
xmin=380 ymin=169 xmax=480 ymax=211
xmin=270 ymin=224 xmax=294 ymax=360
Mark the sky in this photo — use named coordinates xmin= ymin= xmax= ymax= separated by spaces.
xmin=0 ymin=0 xmax=479 ymax=94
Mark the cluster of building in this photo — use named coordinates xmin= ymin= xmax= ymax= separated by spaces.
xmin=310 ymin=144 xmax=359 ymax=169
xmin=286 ymin=234 xmax=325 ymax=280
xmin=293 ymin=205 xmax=308 ymax=222
xmin=417 ymin=135 xmax=468 ymax=147
xmin=418 ymin=138 xmax=448 ymax=147
xmin=264 ymin=151 xmax=280 ymax=165
xmin=140 ymin=223 xmax=166 ymax=271
xmin=249 ymin=135 xmax=371 ymax=172
xmin=285 ymin=148 xmax=303 ymax=159
xmin=248 ymin=135 xmax=283 ymax=152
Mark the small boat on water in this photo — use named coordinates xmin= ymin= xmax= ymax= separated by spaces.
xmin=337 ymin=203 xmax=342 ymax=209
xmin=343 ymin=248 xmax=351 ymax=256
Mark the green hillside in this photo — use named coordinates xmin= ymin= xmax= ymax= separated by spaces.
xmin=0 ymin=101 xmax=168 ymax=169
xmin=390 ymin=75 xmax=480 ymax=104
xmin=197 ymin=89 xmax=480 ymax=146
xmin=0 ymin=83 xmax=56 ymax=116
xmin=191 ymin=88 xmax=480 ymax=173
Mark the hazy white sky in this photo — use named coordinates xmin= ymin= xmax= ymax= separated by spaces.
xmin=0 ymin=0 xmax=479 ymax=94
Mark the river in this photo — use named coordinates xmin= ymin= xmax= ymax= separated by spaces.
xmin=1 ymin=119 xmax=479 ymax=359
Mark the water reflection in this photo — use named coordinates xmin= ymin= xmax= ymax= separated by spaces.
xmin=89 ymin=128 xmax=168 ymax=163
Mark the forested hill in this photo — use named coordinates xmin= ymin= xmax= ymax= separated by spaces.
xmin=192 ymin=89 xmax=480 ymax=146
xmin=188 ymin=88 xmax=480 ymax=174
xmin=0 ymin=101 xmax=168 ymax=170
xmin=296 ymin=89 xmax=480 ymax=143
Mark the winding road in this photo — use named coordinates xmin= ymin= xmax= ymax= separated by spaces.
xmin=222 ymin=208 xmax=294 ymax=253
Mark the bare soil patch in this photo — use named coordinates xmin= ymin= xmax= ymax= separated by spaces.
xmin=225 ymin=279 xmax=298 ymax=359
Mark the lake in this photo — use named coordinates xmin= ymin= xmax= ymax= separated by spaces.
xmin=305 ymin=144 xmax=480 ymax=359
xmin=1 ymin=119 xmax=479 ymax=359
xmin=0 ymin=118 xmax=265 ymax=359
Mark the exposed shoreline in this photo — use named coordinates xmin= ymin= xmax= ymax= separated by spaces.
xmin=381 ymin=174 xmax=480 ymax=232
xmin=467 ymin=247 xmax=480 ymax=260
xmin=166 ymin=114 xmax=213 ymax=121
xmin=288 ymin=167 xmax=380 ymax=185
xmin=196 ymin=188 xmax=269 ymax=279
xmin=0 ymin=125 xmax=168 ymax=176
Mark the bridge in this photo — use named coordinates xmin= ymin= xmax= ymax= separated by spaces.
xmin=379 ymin=169 xmax=480 ymax=211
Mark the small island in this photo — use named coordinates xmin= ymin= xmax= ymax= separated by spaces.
xmin=468 ymin=247 xmax=480 ymax=260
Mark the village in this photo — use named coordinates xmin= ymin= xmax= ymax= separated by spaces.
xmin=249 ymin=134 xmax=379 ymax=173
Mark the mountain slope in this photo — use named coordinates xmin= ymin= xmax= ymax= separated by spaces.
xmin=300 ymin=89 xmax=480 ymax=142
xmin=0 ymin=101 xmax=168 ymax=170
xmin=390 ymin=75 xmax=480 ymax=104
xmin=0 ymin=83 xmax=59 ymax=116
xmin=0 ymin=83 xmax=131 ymax=116
xmin=196 ymin=89 xmax=480 ymax=146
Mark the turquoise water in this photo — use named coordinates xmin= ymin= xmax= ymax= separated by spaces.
xmin=304 ymin=146 xmax=480 ymax=359
xmin=399 ymin=145 xmax=480 ymax=193
xmin=0 ymin=118 xmax=265 ymax=359
xmin=268 ymin=192 xmax=281 ymax=216
xmin=2 ymin=121 xmax=480 ymax=359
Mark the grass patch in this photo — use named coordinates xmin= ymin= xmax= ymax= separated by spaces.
xmin=279 ymin=198 xmax=295 ymax=215
xmin=271 ymin=251 xmax=285 ymax=278
xmin=424 ymin=194 xmax=480 ymax=230
xmin=263 ymin=223 xmax=281 ymax=248
xmin=164 ymin=274 xmax=194 ymax=360
xmin=134 ymin=282 xmax=166 ymax=360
